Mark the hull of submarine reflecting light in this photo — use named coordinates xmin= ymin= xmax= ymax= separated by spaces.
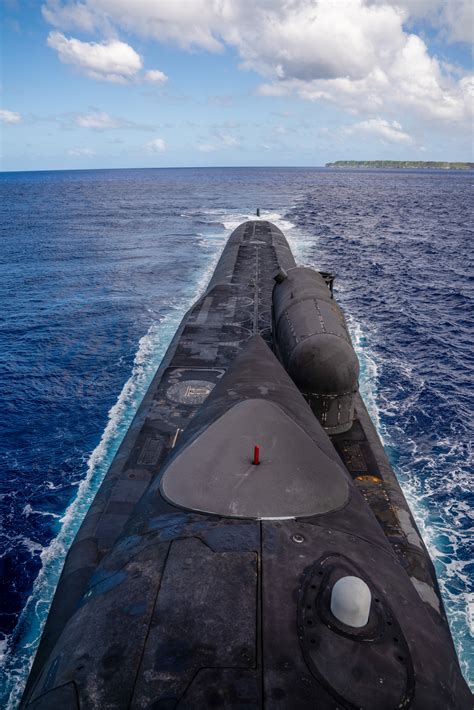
xmin=21 ymin=220 xmax=471 ymax=709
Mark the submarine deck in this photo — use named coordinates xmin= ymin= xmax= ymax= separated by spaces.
xmin=22 ymin=221 xmax=470 ymax=709
xmin=44 ymin=219 xmax=439 ymax=584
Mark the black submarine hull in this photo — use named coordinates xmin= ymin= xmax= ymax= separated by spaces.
xmin=21 ymin=221 xmax=470 ymax=708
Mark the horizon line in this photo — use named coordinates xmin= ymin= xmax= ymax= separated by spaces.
xmin=2 ymin=161 xmax=473 ymax=175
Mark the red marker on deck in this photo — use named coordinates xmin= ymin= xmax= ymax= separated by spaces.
xmin=253 ymin=445 xmax=260 ymax=465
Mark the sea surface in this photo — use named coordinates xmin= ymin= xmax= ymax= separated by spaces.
xmin=0 ymin=167 xmax=472 ymax=704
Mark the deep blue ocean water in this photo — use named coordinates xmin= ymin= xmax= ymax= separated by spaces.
xmin=0 ymin=167 xmax=472 ymax=705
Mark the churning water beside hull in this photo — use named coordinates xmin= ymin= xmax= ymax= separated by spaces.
xmin=0 ymin=168 xmax=472 ymax=706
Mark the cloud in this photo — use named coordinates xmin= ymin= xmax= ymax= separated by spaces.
xmin=371 ymin=0 xmax=474 ymax=44
xmin=250 ymin=4 xmax=472 ymax=125
xmin=0 ymin=109 xmax=22 ymax=124
xmin=76 ymin=111 xmax=119 ymax=130
xmin=236 ymin=1 xmax=405 ymax=83
xmin=211 ymin=129 xmax=240 ymax=147
xmin=258 ymin=33 xmax=472 ymax=125
xmin=345 ymin=117 xmax=413 ymax=143
xmin=47 ymin=31 xmax=142 ymax=82
xmin=199 ymin=124 xmax=242 ymax=151
xmin=440 ymin=0 xmax=473 ymax=43
xmin=42 ymin=1 xmax=472 ymax=127
xmin=198 ymin=143 xmax=216 ymax=153
xmin=42 ymin=0 xmax=97 ymax=32
xmin=144 ymin=69 xmax=168 ymax=84
xmin=42 ymin=0 xmax=225 ymax=52
xmin=68 ymin=146 xmax=96 ymax=156
xmin=146 ymin=137 xmax=166 ymax=152
xmin=75 ymin=111 xmax=156 ymax=131
xmin=207 ymin=94 xmax=234 ymax=107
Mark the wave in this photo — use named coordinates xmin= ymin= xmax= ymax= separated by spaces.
xmin=22 ymin=505 xmax=61 ymax=520
xmin=184 ymin=207 xmax=297 ymax=236
xmin=1 ymin=313 xmax=187 ymax=708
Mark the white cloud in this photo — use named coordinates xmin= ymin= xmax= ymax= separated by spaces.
xmin=47 ymin=31 xmax=142 ymax=82
xmin=42 ymin=1 xmax=473 ymax=127
xmin=212 ymin=131 xmax=239 ymax=147
xmin=259 ymin=46 xmax=472 ymax=124
xmin=68 ymin=146 xmax=96 ymax=156
xmin=42 ymin=0 xmax=225 ymax=52
xmin=250 ymin=3 xmax=472 ymax=125
xmin=42 ymin=0 xmax=97 ymax=32
xmin=76 ymin=111 xmax=119 ymax=130
xmin=75 ymin=111 xmax=157 ymax=132
xmin=258 ymin=35 xmax=472 ymax=125
xmin=345 ymin=117 xmax=413 ymax=143
xmin=236 ymin=1 xmax=406 ymax=83
xmin=198 ymin=143 xmax=217 ymax=153
xmin=372 ymin=0 xmax=474 ymax=44
xmin=144 ymin=69 xmax=168 ymax=84
xmin=199 ymin=125 xmax=242 ymax=151
xmin=440 ymin=0 xmax=473 ymax=43
xmin=146 ymin=137 xmax=166 ymax=153
xmin=0 ymin=109 xmax=22 ymax=124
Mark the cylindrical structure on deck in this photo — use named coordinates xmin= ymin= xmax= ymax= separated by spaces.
xmin=272 ymin=266 xmax=359 ymax=434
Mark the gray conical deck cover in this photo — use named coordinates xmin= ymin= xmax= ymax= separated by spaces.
xmin=160 ymin=397 xmax=349 ymax=519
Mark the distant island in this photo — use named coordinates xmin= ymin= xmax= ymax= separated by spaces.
xmin=325 ymin=160 xmax=473 ymax=170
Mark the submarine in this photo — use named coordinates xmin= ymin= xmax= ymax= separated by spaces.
xmin=21 ymin=220 xmax=471 ymax=709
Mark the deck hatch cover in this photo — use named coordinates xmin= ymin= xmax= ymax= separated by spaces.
xmin=160 ymin=398 xmax=349 ymax=519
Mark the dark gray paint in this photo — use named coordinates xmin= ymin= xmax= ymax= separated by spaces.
xmin=160 ymin=341 xmax=349 ymax=519
xmin=273 ymin=266 xmax=360 ymax=433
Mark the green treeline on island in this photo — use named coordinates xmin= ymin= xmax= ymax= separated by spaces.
xmin=325 ymin=160 xmax=473 ymax=170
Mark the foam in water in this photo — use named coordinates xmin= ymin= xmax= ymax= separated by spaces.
xmin=22 ymin=505 xmax=61 ymax=520
xmin=2 ymin=312 xmax=187 ymax=708
xmin=346 ymin=319 xmax=382 ymax=435
xmin=222 ymin=211 xmax=296 ymax=234
xmin=188 ymin=208 xmax=297 ymax=236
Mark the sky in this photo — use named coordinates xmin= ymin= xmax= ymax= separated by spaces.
xmin=1 ymin=0 xmax=473 ymax=171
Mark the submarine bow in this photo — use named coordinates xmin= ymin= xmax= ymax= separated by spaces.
xmin=21 ymin=221 xmax=471 ymax=709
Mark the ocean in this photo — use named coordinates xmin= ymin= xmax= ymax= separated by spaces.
xmin=0 ymin=167 xmax=472 ymax=705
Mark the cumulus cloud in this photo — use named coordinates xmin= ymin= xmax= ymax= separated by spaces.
xmin=144 ymin=69 xmax=168 ymax=84
xmin=76 ymin=111 xmax=119 ymax=130
xmin=47 ymin=31 xmax=143 ymax=82
xmin=42 ymin=0 xmax=226 ymax=52
xmin=0 ymin=109 xmax=22 ymax=124
xmin=42 ymin=1 xmax=473 ymax=126
xmin=371 ymin=0 xmax=474 ymax=44
xmin=345 ymin=117 xmax=413 ymax=143
xmin=259 ymin=41 xmax=472 ymax=124
xmin=68 ymin=146 xmax=96 ymax=156
xmin=146 ymin=137 xmax=166 ymax=153
xmin=251 ymin=3 xmax=472 ymax=125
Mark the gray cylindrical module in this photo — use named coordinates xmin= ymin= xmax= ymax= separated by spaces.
xmin=272 ymin=267 xmax=359 ymax=434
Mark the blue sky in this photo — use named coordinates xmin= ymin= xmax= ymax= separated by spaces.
xmin=1 ymin=0 xmax=472 ymax=171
